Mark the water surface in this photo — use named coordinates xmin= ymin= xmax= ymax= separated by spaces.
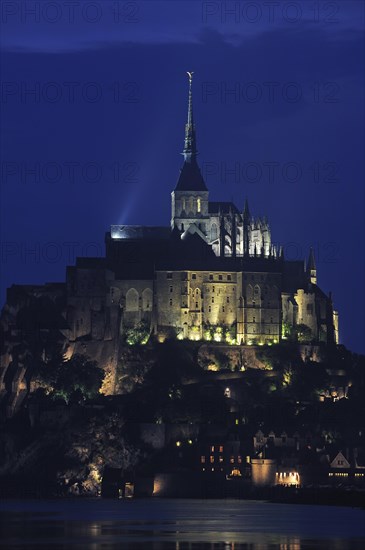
xmin=0 ymin=498 xmax=364 ymax=549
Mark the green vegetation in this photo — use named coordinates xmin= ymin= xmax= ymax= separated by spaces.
xmin=36 ymin=352 xmax=104 ymax=404
xmin=124 ymin=320 xmax=150 ymax=346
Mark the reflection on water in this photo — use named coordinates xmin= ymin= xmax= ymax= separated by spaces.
xmin=0 ymin=499 xmax=364 ymax=549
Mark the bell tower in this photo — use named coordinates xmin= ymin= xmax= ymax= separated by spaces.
xmin=171 ymin=72 xmax=209 ymax=238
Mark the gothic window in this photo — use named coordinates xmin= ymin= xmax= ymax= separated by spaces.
xmin=253 ymin=316 xmax=256 ymax=322
xmin=212 ymin=297 xmax=214 ymax=303
xmin=208 ymin=306 xmax=211 ymax=313
xmin=126 ymin=288 xmax=139 ymax=311
xmin=211 ymin=223 xmax=218 ymax=241
xmin=142 ymin=288 xmax=153 ymax=311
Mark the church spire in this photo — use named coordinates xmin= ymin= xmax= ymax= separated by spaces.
xmin=174 ymin=73 xmax=207 ymax=192
xmin=183 ymin=71 xmax=197 ymax=161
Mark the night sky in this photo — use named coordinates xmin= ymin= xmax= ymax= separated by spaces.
xmin=1 ymin=1 xmax=364 ymax=353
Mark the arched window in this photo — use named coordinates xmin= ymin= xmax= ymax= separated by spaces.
xmin=142 ymin=288 xmax=153 ymax=311
xmin=126 ymin=288 xmax=139 ymax=311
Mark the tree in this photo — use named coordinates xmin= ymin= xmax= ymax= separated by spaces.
xmin=37 ymin=353 xmax=104 ymax=404
xmin=124 ymin=321 xmax=150 ymax=346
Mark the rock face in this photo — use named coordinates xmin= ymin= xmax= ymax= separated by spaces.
xmin=0 ymin=404 xmax=141 ymax=497
xmin=0 ymin=280 xmax=121 ymax=416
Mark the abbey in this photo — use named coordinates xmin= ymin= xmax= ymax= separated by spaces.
xmin=104 ymin=74 xmax=339 ymax=346
xmin=0 ymin=74 xmax=339 ymax=410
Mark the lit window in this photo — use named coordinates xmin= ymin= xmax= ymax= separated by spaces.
xmin=210 ymin=456 xmax=214 ymax=463
xmin=219 ymin=446 xmax=224 ymax=452
xmin=211 ymin=446 xmax=214 ymax=452
xmin=201 ymin=456 xmax=205 ymax=463
xmin=197 ymin=198 xmax=201 ymax=212
xmin=230 ymin=457 xmax=234 ymax=464
xmin=219 ymin=456 xmax=224 ymax=463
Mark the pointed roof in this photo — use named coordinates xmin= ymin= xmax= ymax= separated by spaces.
xmin=175 ymin=157 xmax=207 ymax=191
